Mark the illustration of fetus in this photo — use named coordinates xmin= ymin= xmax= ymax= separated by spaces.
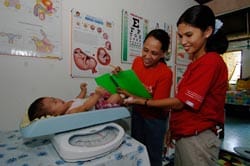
xmin=96 ymin=47 xmax=111 ymax=66
xmin=73 ymin=48 xmax=97 ymax=74
xmin=33 ymin=0 xmax=56 ymax=20
xmin=32 ymin=29 xmax=54 ymax=53
xmin=105 ymin=41 xmax=111 ymax=50
xmin=0 ymin=32 xmax=21 ymax=44
xmin=4 ymin=0 xmax=21 ymax=9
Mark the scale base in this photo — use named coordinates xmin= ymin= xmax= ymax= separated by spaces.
xmin=51 ymin=123 xmax=125 ymax=162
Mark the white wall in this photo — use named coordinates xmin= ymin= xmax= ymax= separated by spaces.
xmin=0 ymin=0 xmax=196 ymax=131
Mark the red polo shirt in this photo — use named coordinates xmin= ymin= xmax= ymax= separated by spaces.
xmin=132 ymin=56 xmax=173 ymax=119
xmin=170 ymin=52 xmax=228 ymax=139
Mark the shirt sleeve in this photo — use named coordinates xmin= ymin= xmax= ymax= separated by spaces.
xmin=176 ymin=63 xmax=217 ymax=110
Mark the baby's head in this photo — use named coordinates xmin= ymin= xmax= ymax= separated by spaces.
xmin=28 ymin=97 xmax=68 ymax=121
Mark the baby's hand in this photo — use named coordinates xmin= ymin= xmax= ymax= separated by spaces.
xmin=80 ymin=83 xmax=87 ymax=91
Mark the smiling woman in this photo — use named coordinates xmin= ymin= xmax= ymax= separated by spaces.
xmin=122 ymin=5 xmax=229 ymax=166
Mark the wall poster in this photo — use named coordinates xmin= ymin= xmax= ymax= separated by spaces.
xmin=71 ymin=9 xmax=115 ymax=78
xmin=121 ymin=9 xmax=148 ymax=64
xmin=0 ymin=0 xmax=62 ymax=59
xmin=148 ymin=20 xmax=173 ymax=63
xmin=174 ymin=64 xmax=187 ymax=93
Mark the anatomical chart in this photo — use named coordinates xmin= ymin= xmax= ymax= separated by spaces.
xmin=71 ymin=9 xmax=114 ymax=78
xmin=0 ymin=0 xmax=62 ymax=59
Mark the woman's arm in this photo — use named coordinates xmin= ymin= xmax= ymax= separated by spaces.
xmin=125 ymin=96 xmax=184 ymax=110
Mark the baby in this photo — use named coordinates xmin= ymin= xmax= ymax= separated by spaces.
xmin=28 ymin=83 xmax=123 ymax=121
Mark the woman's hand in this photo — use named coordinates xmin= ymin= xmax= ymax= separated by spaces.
xmin=116 ymin=88 xmax=147 ymax=105
xmin=116 ymin=88 xmax=133 ymax=98
xmin=165 ymin=129 xmax=175 ymax=148
xmin=123 ymin=96 xmax=146 ymax=105
xmin=111 ymin=66 xmax=122 ymax=74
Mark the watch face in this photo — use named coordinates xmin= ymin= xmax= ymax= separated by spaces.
xmin=69 ymin=126 xmax=119 ymax=147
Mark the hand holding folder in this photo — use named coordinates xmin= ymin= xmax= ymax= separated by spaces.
xmin=95 ymin=69 xmax=152 ymax=98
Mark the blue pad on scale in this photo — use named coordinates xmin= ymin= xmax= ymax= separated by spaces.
xmin=19 ymin=107 xmax=130 ymax=138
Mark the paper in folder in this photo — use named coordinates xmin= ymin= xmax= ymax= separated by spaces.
xmin=95 ymin=69 xmax=152 ymax=98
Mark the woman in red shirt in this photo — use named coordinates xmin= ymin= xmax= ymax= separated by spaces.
xmin=113 ymin=29 xmax=172 ymax=166
xmin=123 ymin=5 xmax=228 ymax=166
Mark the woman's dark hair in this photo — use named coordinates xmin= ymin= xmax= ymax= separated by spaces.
xmin=143 ymin=29 xmax=170 ymax=63
xmin=177 ymin=5 xmax=228 ymax=54
xmin=28 ymin=97 xmax=47 ymax=121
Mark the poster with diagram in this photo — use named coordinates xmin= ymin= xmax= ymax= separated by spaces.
xmin=0 ymin=0 xmax=62 ymax=59
xmin=71 ymin=9 xmax=115 ymax=78
xmin=121 ymin=9 xmax=148 ymax=64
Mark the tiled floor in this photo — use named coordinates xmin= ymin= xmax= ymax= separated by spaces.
xmin=218 ymin=150 xmax=250 ymax=166
xmin=219 ymin=104 xmax=250 ymax=165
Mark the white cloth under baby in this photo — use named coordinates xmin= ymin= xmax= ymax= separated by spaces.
xmin=66 ymin=98 xmax=94 ymax=114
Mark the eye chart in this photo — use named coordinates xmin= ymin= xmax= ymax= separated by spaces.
xmin=121 ymin=9 xmax=148 ymax=63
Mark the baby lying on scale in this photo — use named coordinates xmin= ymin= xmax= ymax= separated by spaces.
xmin=28 ymin=83 xmax=123 ymax=121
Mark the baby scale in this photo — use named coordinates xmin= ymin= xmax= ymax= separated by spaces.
xmin=20 ymin=107 xmax=130 ymax=162
xmin=51 ymin=122 xmax=124 ymax=161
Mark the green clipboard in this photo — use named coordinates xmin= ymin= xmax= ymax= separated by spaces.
xmin=95 ymin=69 xmax=152 ymax=98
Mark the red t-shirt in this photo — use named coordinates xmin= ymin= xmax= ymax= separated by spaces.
xmin=170 ymin=52 xmax=228 ymax=139
xmin=132 ymin=56 xmax=173 ymax=119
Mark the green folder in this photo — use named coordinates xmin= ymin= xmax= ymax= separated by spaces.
xmin=95 ymin=69 xmax=152 ymax=98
